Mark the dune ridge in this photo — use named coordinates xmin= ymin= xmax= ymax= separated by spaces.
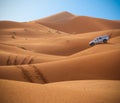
xmin=37 ymin=12 xmax=120 ymax=34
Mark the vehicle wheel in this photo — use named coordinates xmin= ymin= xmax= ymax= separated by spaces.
xmin=103 ymin=39 xmax=107 ymax=43
xmin=90 ymin=42 xmax=95 ymax=46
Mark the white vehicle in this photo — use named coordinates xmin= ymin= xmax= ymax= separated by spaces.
xmin=89 ymin=35 xmax=110 ymax=46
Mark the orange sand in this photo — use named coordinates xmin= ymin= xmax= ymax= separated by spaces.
xmin=0 ymin=12 xmax=120 ymax=103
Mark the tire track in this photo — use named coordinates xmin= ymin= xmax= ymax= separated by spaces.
xmin=16 ymin=65 xmax=47 ymax=84
xmin=21 ymin=56 xmax=33 ymax=65
xmin=16 ymin=65 xmax=33 ymax=83
xmin=21 ymin=57 xmax=27 ymax=65
xmin=6 ymin=56 xmax=10 ymax=65
xmin=14 ymin=56 xmax=17 ymax=65
xmin=28 ymin=57 xmax=33 ymax=64
xmin=30 ymin=65 xmax=48 ymax=83
xmin=6 ymin=55 xmax=34 ymax=65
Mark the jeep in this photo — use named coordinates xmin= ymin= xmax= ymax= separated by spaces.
xmin=89 ymin=35 xmax=110 ymax=46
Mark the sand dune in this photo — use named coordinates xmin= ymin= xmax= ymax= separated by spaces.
xmin=1 ymin=29 xmax=119 ymax=56
xmin=0 ymin=79 xmax=120 ymax=103
xmin=0 ymin=49 xmax=119 ymax=83
xmin=37 ymin=12 xmax=120 ymax=34
xmin=0 ymin=11 xmax=120 ymax=103
xmin=0 ymin=21 xmax=27 ymax=29
xmin=0 ymin=33 xmax=119 ymax=83
xmin=36 ymin=11 xmax=76 ymax=23
xmin=0 ymin=43 xmax=66 ymax=66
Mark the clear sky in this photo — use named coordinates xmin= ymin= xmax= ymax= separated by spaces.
xmin=0 ymin=0 xmax=120 ymax=22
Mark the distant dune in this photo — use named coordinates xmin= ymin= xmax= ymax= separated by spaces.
xmin=0 ymin=11 xmax=120 ymax=103
xmin=37 ymin=11 xmax=120 ymax=34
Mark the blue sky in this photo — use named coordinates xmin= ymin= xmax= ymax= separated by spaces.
xmin=0 ymin=0 xmax=120 ymax=22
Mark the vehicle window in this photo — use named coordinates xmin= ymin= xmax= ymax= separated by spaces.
xmin=99 ymin=37 xmax=102 ymax=39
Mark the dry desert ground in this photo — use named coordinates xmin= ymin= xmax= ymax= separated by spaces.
xmin=0 ymin=12 xmax=120 ymax=103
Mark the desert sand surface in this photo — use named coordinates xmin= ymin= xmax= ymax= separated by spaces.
xmin=0 ymin=12 xmax=120 ymax=103
xmin=0 ymin=79 xmax=120 ymax=103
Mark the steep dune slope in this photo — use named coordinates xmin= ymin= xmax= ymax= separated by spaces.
xmin=37 ymin=12 xmax=120 ymax=33
xmin=35 ymin=11 xmax=76 ymax=23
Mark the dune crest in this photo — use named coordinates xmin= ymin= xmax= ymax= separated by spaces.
xmin=35 ymin=11 xmax=76 ymax=23
xmin=37 ymin=12 xmax=120 ymax=33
